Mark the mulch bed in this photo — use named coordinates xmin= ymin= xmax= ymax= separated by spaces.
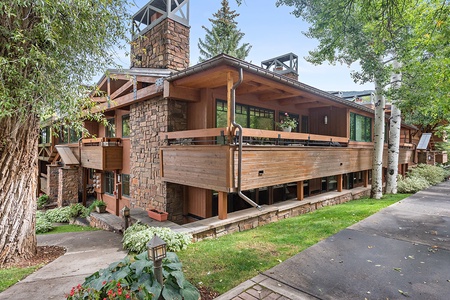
xmin=2 ymin=245 xmax=66 ymax=269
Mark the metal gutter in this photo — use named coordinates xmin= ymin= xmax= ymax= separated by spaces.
xmin=230 ymin=68 xmax=262 ymax=210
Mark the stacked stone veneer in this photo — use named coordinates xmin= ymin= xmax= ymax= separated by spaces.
xmin=47 ymin=165 xmax=60 ymax=203
xmin=57 ymin=168 xmax=79 ymax=207
xmin=130 ymin=97 xmax=187 ymax=223
xmin=188 ymin=188 xmax=371 ymax=242
xmin=131 ymin=18 xmax=190 ymax=70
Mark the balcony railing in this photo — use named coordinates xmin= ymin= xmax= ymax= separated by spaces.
xmin=80 ymin=137 xmax=123 ymax=170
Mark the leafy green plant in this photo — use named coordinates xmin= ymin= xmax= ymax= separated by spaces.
xmin=36 ymin=211 xmax=54 ymax=234
xmin=37 ymin=194 xmax=49 ymax=209
xmin=69 ymin=203 xmax=90 ymax=218
xmin=397 ymin=175 xmax=430 ymax=193
xmin=122 ymin=223 xmax=192 ymax=254
xmin=408 ymin=164 xmax=447 ymax=185
xmin=89 ymin=200 xmax=107 ymax=210
xmin=44 ymin=206 xmax=73 ymax=223
xmin=67 ymin=251 xmax=199 ymax=300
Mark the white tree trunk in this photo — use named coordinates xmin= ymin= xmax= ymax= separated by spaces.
xmin=371 ymin=80 xmax=385 ymax=199
xmin=386 ymin=104 xmax=401 ymax=194
xmin=0 ymin=114 xmax=38 ymax=266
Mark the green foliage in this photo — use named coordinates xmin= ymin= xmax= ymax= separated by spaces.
xmin=36 ymin=211 xmax=54 ymax=234
xmin=397 ymin=175 xmax=430 ymax=194
xmin=37 ymin=194 xmax=49 ymax=209
xmin=88 ymin=200 xmax=107 ymax=213
xmin=122 ymin=223 xmax=192 ymax=254
xmin=198 ymin=0 xmax=251 ymax=62
xmin=44 ymin=206 xmax=73 ymax=223
xmin=67 ymin=252 xmax=199 ymax=300
xmin=408 ymin=164 xmax=447 ymax=185
xmin=69 ymin=203 xmax=90 ymax=219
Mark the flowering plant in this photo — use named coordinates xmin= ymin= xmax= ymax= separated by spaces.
xmin=278 ymin=113 xmax=298 ymax=129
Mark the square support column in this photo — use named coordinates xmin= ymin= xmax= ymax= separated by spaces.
xmin=297 ymin=181 xmax=304 ymax=200
xmin=218 ymin=191 xmax=228 ymax=220
xmin=337 ymin=174 xmax=343 ymax=192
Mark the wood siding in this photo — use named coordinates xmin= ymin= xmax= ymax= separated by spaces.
xmin=161 ymin=145 xmax=414 ymax=192
xmin=81 ymin=146 xmax=123 ymax=170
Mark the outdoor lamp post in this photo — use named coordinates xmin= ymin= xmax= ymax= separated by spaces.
xmin=147 ymin=234 xmax=167 ymax=287
xmin=121 ymin=205 xmax=130 ymax=230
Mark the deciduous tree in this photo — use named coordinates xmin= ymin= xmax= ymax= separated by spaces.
xmin=0 ymin=0 xmax=129 ymax=265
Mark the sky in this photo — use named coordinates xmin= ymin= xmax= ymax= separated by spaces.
xmin=112 ymin=0 xmax=374 ymax=92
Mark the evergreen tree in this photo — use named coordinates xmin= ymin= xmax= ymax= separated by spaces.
xmin=198 ymin=0 xmax=251 ymax=62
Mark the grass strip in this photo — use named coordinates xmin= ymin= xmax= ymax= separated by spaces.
xmin=178 ymin=194 xmax=410 ymax=293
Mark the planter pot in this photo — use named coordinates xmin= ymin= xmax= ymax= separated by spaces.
xmin=148 ymin=209 xmax=168 ymax=222
xmin=95 ymin=206 xmax=106 ymax=213
xmin=282 ymin=127 xmax=292 ymax=132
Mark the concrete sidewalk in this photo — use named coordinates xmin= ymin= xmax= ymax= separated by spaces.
xmin=216 ymin=181 xmax=450 ymax=300
xmin=0 ymin=230 xmax=127 ymax=300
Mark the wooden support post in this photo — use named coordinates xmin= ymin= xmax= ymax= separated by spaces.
xmin=218 ymin=191 xmax=228 ymax=220
xmin=268 ymin=186 xmax=274 ymax=205
xmin=226 ymin=72 xmax=233 ymax=143
xmin=297 ymin=181 xmax=304 ymax=200
xmin=363 ymin=170 xmax=369 ymax=187
xmin=337 ymin=174 xmax=343 ymax=192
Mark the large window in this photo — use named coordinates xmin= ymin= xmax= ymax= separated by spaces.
xmin=350 ymin=113 xmax=372 ymax=142
xmin=122 ymin=115 xmax=130 ymax=138
xmin=301 ymin=115 xmax=309 ymax=133
xmin=105 ymin=171 xmax=114 ymax=195
xmin=122 ymin=174 xmax=130 ymax=197
xmin=40 ymin=127 xmax=50 ymax=144
xmin=216 ymin=100 xmax=274 ymax=130
xmin=106 ymin=118 xmax=115 ymax=138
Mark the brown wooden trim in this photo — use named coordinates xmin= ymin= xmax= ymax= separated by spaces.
xmin=242 ymin=128 xmax=349 ymax=143
xmin=163 ymin=81 xmax=200 ymax=102
xmin=94 ymin=85 xmax=161 ymax=112
xmin=218 ymin=191 xmax=227 ymax=220
xmin=110 ymin=81 xmax=133 ymax=100
xmin=337 ymin=174 xmax=343 ymax=192
xmin=363 ymin=170 xmax=369 ymax=187
xmin=165 ymin=127 xmax=228 ymax=139
xmin=227 ymin=72 xmax=233 ymax=129
xmin=268 ymin=186 xmax=274 ymax=205
xmin=159 ymin=149 xmax=164 ymax=178
xmin=297 ymin=181 xmax=304 ymax=200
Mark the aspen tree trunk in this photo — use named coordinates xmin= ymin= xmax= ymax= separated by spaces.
xmin=386 ymin=103 xmax=401 ymax=194
xmin=371 ymin=80 xmax=385 ymax=199
xmin=386 ymin=60 xmax=402 ymax=194
xmin=0 ymin=113 xmax=38 ymax=266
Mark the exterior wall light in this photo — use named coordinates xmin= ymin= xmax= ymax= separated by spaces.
xmin=324 ymin=115 xmax=328 ymax=125
xmin=147 ymin=234 xmax=167 ymax=286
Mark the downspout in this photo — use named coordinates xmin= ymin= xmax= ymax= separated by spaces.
xmin=231 ymin=68 xmax=262 ymax=210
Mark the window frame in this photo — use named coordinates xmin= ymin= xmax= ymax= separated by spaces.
xmin=350 ymin=112 xmax=372 ymax=142
xmin=104 ymin=171 xmax=114 ymax=195
xmin=122 ymin=174 xmax=130 ymax=197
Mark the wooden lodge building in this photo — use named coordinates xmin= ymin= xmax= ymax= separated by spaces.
xmin=38 ymin=0 xmax=416 ymax=224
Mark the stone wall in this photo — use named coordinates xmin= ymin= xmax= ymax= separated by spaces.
xmin=57 ymin=167 xmax=79 ymax=207
xmin=131 ymin=18 xmax=189 ymax=71
xmin=129 ymin=97 xmax=187 ymax=223
xmin=47 ymin=164 xmax=60 ymax=203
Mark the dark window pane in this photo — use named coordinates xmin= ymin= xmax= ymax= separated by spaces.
xmin=122 ymin=174 xmax=130 ymax=197
xmin=122 ymin=115 xmax=130 ymax=138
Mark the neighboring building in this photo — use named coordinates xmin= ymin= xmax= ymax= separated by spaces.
xmin=38 ymin=0 xmax=416 ymax=224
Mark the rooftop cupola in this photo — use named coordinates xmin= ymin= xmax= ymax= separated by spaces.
xmin=261 ymin=53 xmax=299 ymax=80
xmin=131 ymin=0 xmax=190 ymax=71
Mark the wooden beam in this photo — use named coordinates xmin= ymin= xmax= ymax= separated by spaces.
xmin=259 ymin=90 xmax=297 ymax=101
xmin=218 ymin=191 xmax=228 ymax=220
xmin=110 ymin=81 xmax=133 ymax=100
xmin=297 ymin=181 xmax=304 ymax=200
xmin=277 ymin=97 xmax=304 ymax=106
xmin=163 ymin=81 xmax=201 ymax=102
xmin=268 ymin=186 xmax=274 ymax=205
xmin=337 ymin=174 xmax=343 ymax=192
xmin=363 ymin=170 xmax=369 ymax=187
xmin=227 ymin=72 xmax=233 ymax=129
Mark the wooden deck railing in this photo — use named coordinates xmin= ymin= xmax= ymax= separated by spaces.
xmin=164 ymin=127 xmax=349 ymax=146
xmin=82 ymin=137 xmax=122 ymax=146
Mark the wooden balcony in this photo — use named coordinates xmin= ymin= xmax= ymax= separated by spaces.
xmin=160 ymin=128 xmax=414 ymax=192
xmin=80 ymin=137 xmax=123 ymax=170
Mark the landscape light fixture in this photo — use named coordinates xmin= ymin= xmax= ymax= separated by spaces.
xmin=121 ymin=205 xmax=130 ymax=229
xmin=147 ymin=234 xmax=167 ymax=286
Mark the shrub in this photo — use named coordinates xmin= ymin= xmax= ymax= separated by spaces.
xmin=44 ymin=206 xmax=73 ymax=223
xmin=37 ymin=194 xmax=49 ymax=209
xmin=66 ymin=251 xmax=199 ymax=300
xmin=36 ymin=211 xmax=54 ymax=234
xmin=88 ymin=200 xmax=107 ymax=212
xmin=69 ymin=203 xmax=90 ymax=218
xmin=123 ymin=223 xmax=192 ymax=254
xmin=397 ymin=175 xmax=430 ymax=194
xmin=408 ymin=164 xmax=447 ymax=186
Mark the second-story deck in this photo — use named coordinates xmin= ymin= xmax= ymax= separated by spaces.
xmin=80 ymin=137 xmax=123 ymax=170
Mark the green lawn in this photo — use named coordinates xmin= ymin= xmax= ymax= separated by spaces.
xmin=178 ymin=194 xmax=410 ymax=294
xmin=40 ymin=224 xmax=99 ymax=235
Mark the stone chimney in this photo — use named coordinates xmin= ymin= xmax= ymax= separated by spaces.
xmin=261 ymin=53 xmax=299 ymax=80
xmin=131 ymin=0 xmax=190 ymax=71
